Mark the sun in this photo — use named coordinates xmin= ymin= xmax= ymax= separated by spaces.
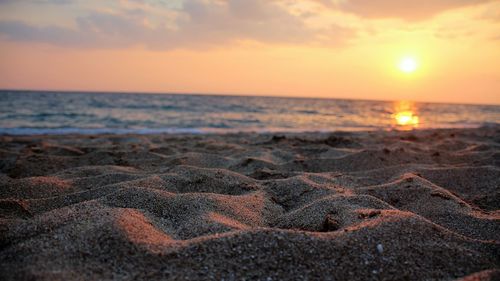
xmin=398 ymin=57 xmax=418 ymax=73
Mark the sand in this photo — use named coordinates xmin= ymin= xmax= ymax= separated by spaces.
xmin=0 ymin=127 xmax=499 ymax=280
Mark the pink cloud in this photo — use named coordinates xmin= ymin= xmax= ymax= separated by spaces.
xmin=339 ymin=0 xmax=492 ymax=21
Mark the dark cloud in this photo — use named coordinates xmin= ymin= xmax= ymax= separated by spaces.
xmin=0 ymin=0 xmax=353 ymax=49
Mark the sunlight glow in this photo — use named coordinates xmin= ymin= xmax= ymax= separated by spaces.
xmin=398 ymin=57 xmax=418 ymax=73
xmin=392 ymin=101 xmax=420 ymax=129
xmin=394 ymin=111 xmax=419 ymax=126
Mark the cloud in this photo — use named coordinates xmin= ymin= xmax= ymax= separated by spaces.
xmin=0 ymin=0 xmax=72 ymax=4
xmin=0 ymin=0 xmax=353 ymax=49
xmin=479 ymin=2 xmax=500 ymax=22
xmin=0 ymin=12 xmax=170 ymax=48
xmin=179 ymin=0 xmax=314 ymax=45
xmin=319 ymin=0 xmax=492 ymax=21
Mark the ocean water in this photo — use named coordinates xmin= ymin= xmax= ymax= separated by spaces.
xmin=0 ymin=90 xmax=498 ymax=135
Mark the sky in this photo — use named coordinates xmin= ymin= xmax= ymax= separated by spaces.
xmin=0 ymin=0 xmax=499 ymax=105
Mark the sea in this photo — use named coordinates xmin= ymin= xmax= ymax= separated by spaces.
xmin=0 ymin=90 xmax=498 ymax=135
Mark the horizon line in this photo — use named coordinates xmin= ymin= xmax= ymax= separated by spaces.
xmin=1 ymin=88 xmax=499 ymax=107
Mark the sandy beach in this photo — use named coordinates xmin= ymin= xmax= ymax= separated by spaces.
xmin=0 ymin=127 xmax=499 ymax=280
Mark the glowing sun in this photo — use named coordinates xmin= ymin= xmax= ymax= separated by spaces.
xmin=398 ymin=57 xmax=418 ymax=73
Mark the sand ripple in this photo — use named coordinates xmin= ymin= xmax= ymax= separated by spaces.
xmin=0 ymin=127 xmax=499 ymax=280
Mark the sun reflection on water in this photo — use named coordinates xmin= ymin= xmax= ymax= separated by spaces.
xmin=392 ymin=101 xmax=420 ymax=129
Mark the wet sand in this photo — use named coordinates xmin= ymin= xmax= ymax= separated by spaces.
xmin=0 ymin=127 xmax=499 ymax=280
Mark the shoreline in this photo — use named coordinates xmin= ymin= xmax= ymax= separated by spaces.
xmin=1 ymin=126 xmax=499 ymax=280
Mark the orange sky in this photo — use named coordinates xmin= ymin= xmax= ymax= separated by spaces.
xmin=0 ymin=0 xmax=499 ymax=104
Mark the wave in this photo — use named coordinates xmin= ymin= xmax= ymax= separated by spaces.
xmin=1 ymin=91 xmax=499 ymax=135
xmin=1 ymin=123 xmax=494 ymax=136
xmin=0 ymin=126 xmax=383 ymax=136
xmin=0 ymin=127 xmax=205 ymax=135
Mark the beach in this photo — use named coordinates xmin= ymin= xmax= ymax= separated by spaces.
xmin=0 ymin=126 xmax=499 ymax=280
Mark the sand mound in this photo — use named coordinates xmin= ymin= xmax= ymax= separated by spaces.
xmin=0 ymin=127 xmax=499 ymax=280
